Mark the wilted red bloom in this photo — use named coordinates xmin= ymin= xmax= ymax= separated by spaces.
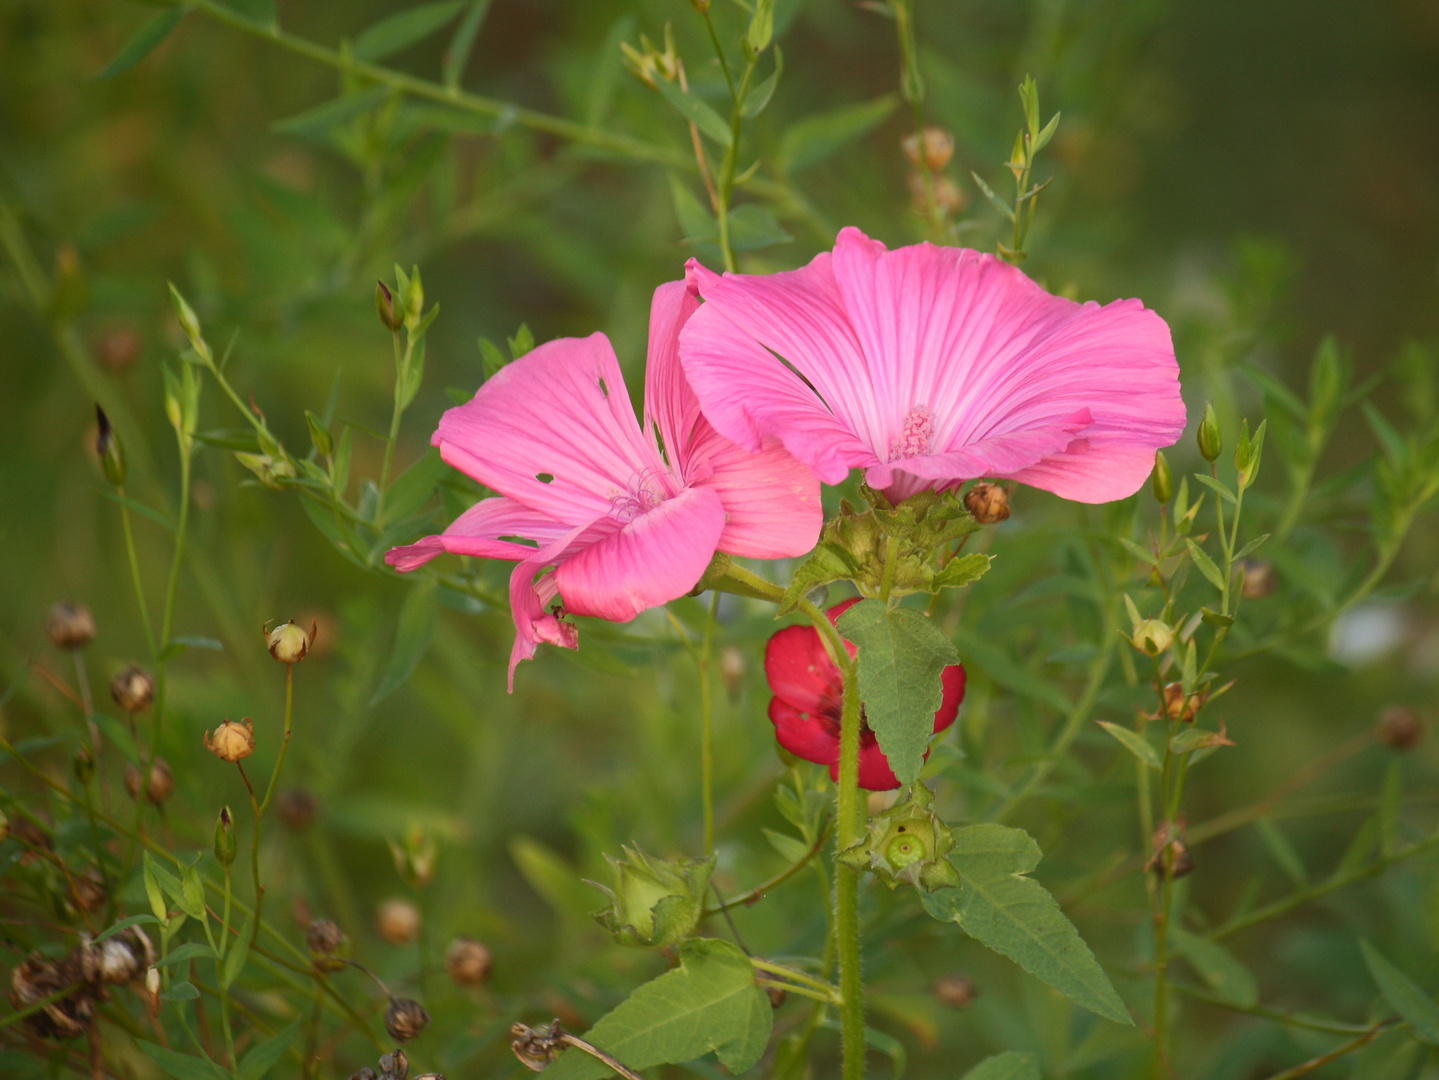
xmin=764 ymin=599 xmax=965 ymax=790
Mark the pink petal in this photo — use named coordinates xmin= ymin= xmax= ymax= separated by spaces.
xmin=385 ymin=497 xmax=570 ymax=572
xmin=682 ymin=260 xmax=878 ymax=483
xmin=434 ymin=333 xmax=673 ymax=526
xmin=554 ymin=485 xmax=726 ymax=623
xmin=506 ymin=527 xmax=588 ymax=691
xmin=863 ymin=413 xmax=1091 ymax=494
xmin=643 ymin=281 xmax=706 ymax=476
xmin=691 ymin=428 xmax=822 ymax=558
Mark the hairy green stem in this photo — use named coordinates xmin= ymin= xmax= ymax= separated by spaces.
xmin=700 ymin=591 xmax=719 ymax=855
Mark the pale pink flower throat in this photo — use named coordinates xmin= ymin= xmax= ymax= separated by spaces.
xmin=888 ymin=405 xmax=934 ymax=461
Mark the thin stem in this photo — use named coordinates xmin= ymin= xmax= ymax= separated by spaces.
xmin=751 ymin=959 xmax=841 ymax=1000
xmin=715 ymin=562 xmax=786 ymax=604
xmin=116 ymin=489 xmax=157 ymax=659
xmin=834 ymin=650 xmax=865 ymax=1080
xmin=714 ymin=52 xmax=758 ymax=273
xmin=700 ymin=590 xmax=719 ymax=855
xmin=701 ymin=819 xmax=831 ymax=915
xmin=1257 ymin=1024 xmax=1389 ymax=1080
xmin=238 ymin=762 xmax=264 ymax=946
xmin=376 ymin=331 xmax=409 ymax=518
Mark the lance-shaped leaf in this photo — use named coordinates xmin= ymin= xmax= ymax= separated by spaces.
xmin=1169 ymin=927 xmax=1258 ymax=1008
xmin=922 ymin=824 xmax=1131 ymax=1025
xmin=352 ymin=1 xmax=466 ymax=62
xmin=836 ymin=600 xmax=959 ymax=787
xmin=1361 ymin=940 xmax=1439 ymax=1046
xmin=97 ymin=5 xmax=191 ymax=80
xmin=962 ymin=1051 xmax=1040 ymax=1080
xmin=371 ymin=580 xmax=439 ymax=704
xmin=541 ymin=938 xmax=772 ymax=1079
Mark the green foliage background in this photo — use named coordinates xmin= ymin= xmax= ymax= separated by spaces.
xmin=3 ymin=1 xmax=1439 ymax=1078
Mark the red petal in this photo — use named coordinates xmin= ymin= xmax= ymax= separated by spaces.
xmin=934 ymin=663 xmax=966 ymax=732
xmin=855 ymin=741 xmax=902 ymax=790
xmin=769 ymin=698 xmax=839 ymax=767
xmin=764 ymin=624 xmax=841 ymax=715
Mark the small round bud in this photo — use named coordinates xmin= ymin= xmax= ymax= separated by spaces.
xmin=73 ymin=744 xmax=95 ymax=786
xmin=124 ymin=758 xmax=173 ymax=805
xmin=1151 ymin=450 xmax=1173 ymax=505
xmin=95 ymin=405 xmax=126 ymax=486
xmin=1160 ymin=682 xmax=1205 ymax=723
xmin=384 ymin=999 xmax=431 ymax=1042
xmin=215 ymin=807 xmax=237 ymax=867
xmin=266 ymin=619 xmax=317 ymax=664
xmin=1239 ymin=559 xmax=1277 ymax=599
xmin=145 ymin=965 xmax=161 ymax=999
xmin=307 ymin=918 xmax=352 ymax=972
xmin=933 ymin=974 xmax=977 ymax=1009
xmin=1197 ymin=402 xmax=1222 ymax=463
xmin=902 ymin=126 xmax=955 ymax=171
xmin=963 ymin=482 xmax=1011 ymax=524
xmin=110 ymin=664 xmax=155 ymax=714
xmin=47 ymin=602 xmax=96 ymax=649
xmin=376 ymin=281 xmax=403 ymax=333
xmin=1376 ymin=706 xmax=1423 ymax=750
xmin=444 ymin=938 xmax=492 ymax=986
xmin=376 ymin=899 xmax=421 ymax=945
xmin=766 ymin=985 xmax=787 ymax=1008
xmin=1129 ymin=619 xmax=1175 ymax=657
xmin=278 ymin=788 xmax=318 ymax=831
xmin=379 ymin=1048 xmax=409 ymax=1079
xmin=204 ymin=718 xmax=255 ymax=763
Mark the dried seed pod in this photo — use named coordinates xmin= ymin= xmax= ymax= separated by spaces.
xmin=376 ymin=899 xmax=421 ymax=945
xmin=306 ymin=918 xmax=352 ymax=973
xmin=110 ymin=664 xmax=155 ymax=714
xmin=933 ymin=974 xmax=977 ymax=1009
xmin=1239 ymin=558 xmax=1277 ymax=599
xmin=963 ymin=482 xmax=1011 ymax=524
xmin=69 ymin=866 xmax=107 ymax=913
xmin=124 ymin=757 xmax=173 ymax=805
xmin=10 ymin=952 xmax=95 ymax=1039
xmin=1376 ymin=706 xmax=1423 ymax=750
xmin=349 ymin=1070 xmax=378 ymax=1080
xmin=902 ymin=125 xmax=955 ymax=171
xmin=204 ymin=718 xmax=255 ymax=763
xmin=80 ymin=926 xmax=154 ymax=986
xmin=766 ymin=985 xmax=787 ymax=1008
xmin=378 ymin=1048 xmax=408 ymax=1079
xmin=444 ymin=938 xmax=493 ymax=986
xmin=384 ymin=999 xmax=430 ymax=1042
xmin=1160 ymin=682 xmax=1207 ymax=723
xmin=47 ymin=602 xmax=95 ymax=649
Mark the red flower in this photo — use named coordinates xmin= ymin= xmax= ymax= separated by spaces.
xmin=764 ymin=599 xmax=966 ymax=791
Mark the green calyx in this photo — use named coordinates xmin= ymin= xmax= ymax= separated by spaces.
xmin=589 ymin=845 xmax=717 ymax=948
xmin=838 ymin=782 xmax=961 ymax=892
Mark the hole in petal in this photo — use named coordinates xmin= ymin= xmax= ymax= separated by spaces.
xmin=598 ymin=377 xmax=608 ymax=398
xmin=498 ymin=535 xmax=540 ymax=548
xmin=536 ymin=472 xmax=555 ymax=484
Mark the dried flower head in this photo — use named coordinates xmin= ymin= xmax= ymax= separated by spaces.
xmin=964 ymin=481 xmax=1011 ymax=524
xmin=1376 ymin=706 xmax=1423 ymax=750
xmin=1239 ymin=558 xmax=1277 ymax=599
xmin=266 ymin=618 xmax=317 ymax=664
xmin=47 ymin=602 xmax=95 ymax=649
xmin=307 ymin=918 xmax=352 ymax=972
xmin=110 ymin=664 xmax=155 ymax=714
xmin=384 ymin=998 xmax=431 ymax=1042
xmin=378 ymin=1049 xmax=408 ymax=1079
xmin=10 ymin=952 xmax=95 ymax=1039
xmin=278 ymin=788 xmax=319 ymax=831
xmin=1160 ymin=682 xmax=1207 ymax=723
xmin=376 ymin=899 xmax=421 ymax=945
xmin=1146 ymin=821 xmax=1194 ymax=880
xmin=204 ymin=718 xmax=255 ymax=763
xmin=934 ymin=974 xmax=977 ymax=1009
xmin=124 ymin=757 xmax=173 ymax=805
xmin=70 ymin=865 xmax=107 ymax=913
xmin=902 ymin=125 xmax=955 ymax=171
xmin=79 ymin=926 xmax=154 ymax=986
xmin=444 ymin=938 xmax=493 ymax=986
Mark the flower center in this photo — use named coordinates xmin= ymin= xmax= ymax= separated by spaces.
xmin=889 ymin=405 xmax=934 ymax=461
xmin=610 ymin=468 xmax=667 ymax=522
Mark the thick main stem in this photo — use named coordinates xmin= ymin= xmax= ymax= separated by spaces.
xmin=835 ymin=656 xmax=865 ymax=1080
xmin=700 ymin=591 xmax=719 ymax=855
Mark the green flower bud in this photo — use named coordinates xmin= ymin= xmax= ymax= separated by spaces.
xmin=1197 ymin=402 xmax=1222 ymax=463
xmin=95 ymin=406 xmax=126 ymax=486
xmin=590 ymin=845 xmax=716 ymax=948
xmin=402 ymin=266 xmax=424 ymax=327
xmin=1151 ymin=450 xmax=1173 ymax=505
xmin=1128 ymin=618 xmax=1175 ymax=657
xmin=214 ymin=806 xmax=237 ymax=868
xmin=167 ymin=282 xmax=207 ymax=359
xmin=376 ymin=280 xmax=403 ymax=333
xmin=838 ymin=782 xmax=961 ymax=892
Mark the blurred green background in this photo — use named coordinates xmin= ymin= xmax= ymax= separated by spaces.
xmin=4 ymin=1 xmax=1439 ymax=1077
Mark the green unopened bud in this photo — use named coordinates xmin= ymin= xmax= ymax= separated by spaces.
xmin=95 ymin=406 xmax=126 ymax=485
xmin=838 ymin=782 xmax=960 ymax=892
xmin=235 ymin=451 xmax=297 ymax=490
xmin=214 ymin=807 xmax=237 ymax=867
xmin=1197 ymin=402 xmax=1221 ymax=463
xmin=402 ymin=266 xmax=424 ymax=327
xmin=1129 ymin=618 xmax=1175 ymax=657
xmin=375 ymin=280 xmax=402 ymax=333
xmin=266 ymin=619 xmax=316 ymax=664
xmin=1151 ymin=450 xmax=1173 ymax=505
xmin=167 ymin=282 xmax=207 ymax=358
xmin=590 ymin=844 xmax=715 ymax=948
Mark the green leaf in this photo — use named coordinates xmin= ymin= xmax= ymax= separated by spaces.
xmin=1097 ymin=722 xmax=1161 ymax=771
xmin=1117 ymin=537 xmax=1158 ymax=567
xmin=99 ymin=490 xmax=175 ymax=533
xmin=221 ymin=915 xmax=252 ymax=990
xmin=836 ymin=600 xmax=959 ymax=787
xmin=1362 ymin=401 xmax=1407 ymax=465
xmin=970 ymin=171 xmax=1016 ymax=223
xmin=741 ymin=46 xmax=783 ymax=118
xmin=382 ymin=448 xmax=446 ymax=526
xmin=778 ymin=542 xmax=855 ymax=613
xmin=778 ymin=95 xmax=898 ymax=173
xmin=371 ymin=580 xmax=440 ymax=705
xmin=238 ymin=1017 xmax=301 ymax=1080
xmin=509 ymin=836 xmax=597 ymax=921
xmin=1233 ymin=533 xmax=1270 ymax=561
xmin=442 ymin=0 xmax=493 ymax=89
xmin=961 ymin=1051 xmax=1040 ymax=1080
xmin=922 ymin=824 xmax=1131 ymax=1025
xmin=507 ymin=323 xmax=534 ymax=359
xmin=951 ymin=626 xmax=1073 ymax=714
xmin=92 ymin=713 xmax=141 ymax=765
xmin=670 ymin=173 xmax=717 ymax=242
xmin=541 ymin=939 xmax=772 ymax=1079
xmin=1169 ymin=927 xmax=1258 ymax=1007
xmin=146 ymin=853 xmax=187 ymax=908
xmin=1256 ymin=818 xmax=1308 ymax=886
xmin=272 ymin=86 xmax=391 ymax=138
xmin=143 ymin=854 xmax=169 ymax=923
xmin=933 ymin=552 xmax=992 ymax=591
xmin=653 ymin=77 xmax=733 ymax=147
xmin=728 ymin=204 xmax=792 ymax=251
xmin=1184 ymin=539 xmax=1226 ymax=591
xmin=159 ymin=980 xmax=200 ymax=1002
xmin=93 ymin=913 xmax=160 ymax=944
xmin=1191 ymin=472 xmax=1236 ymax=505
xmin=352 ymin=1 xmax=466 ymax=62
xmin=136 ymin=1041 xmax=229 ymax=1080
xmin=154 ymin=943 xmax=216 ymax=968
xmin=97 ymin=5 xmax=190 ymax=79
xmin=172 ymin=635 xmax=224 ymax=652
xmin=1361 ymin=940 xmax=1439 ymax=1045
xmin=180 ymin=866 xmax=206 ymax=921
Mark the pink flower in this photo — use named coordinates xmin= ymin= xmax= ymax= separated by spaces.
xmin=679 ymin=227 xmax=1186 ymax=504
xmin=385 ymin=282 xmax=822 ymax=689
xmin=765 ymin=599 xmax=965 ymax=791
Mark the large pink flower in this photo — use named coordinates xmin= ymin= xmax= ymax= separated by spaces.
xmin=679 ymin=227 xmax=1186 ymax=504
xmin=386 ymin=282 xmax=822 ymax=688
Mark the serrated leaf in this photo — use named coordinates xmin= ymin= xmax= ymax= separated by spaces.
xmin=97 ymin=5 xmax=190 ymax=79
xmin=1184 ymin=539 xmax=1226 ymax=591
xmin=778 ymin=543 xmax=854 ymax=613
xmin=1097 ymin=722 xmax=1161 ymax=770
xmin=352 ymin=1 xmax=466 ymax=62
xmin=1170 ymin=927 xmax=1257 ymax=1007
xmin=238 ymin=1017 xmax=300 ymax=1080
xmin=836 ymin=600 xmax=959 ymax=787
xmin=922 ymin=824 xmax=1131 ymax=1025
xmin=653 ymin=77 xmax=732 ymax=147
xmin=541 ymin=939 xmax=772 ymax=1079
xmin=371 ymin=580 xmax=439 ymax=704
xmin=1361 ymin=940 xmax=1439 ymax=1045
xmin=777 ymin=95 xmax=898 ymax=173
xmin=962 ymin=1051 xmax=1040 ymax=1080
xmin=933 ymin=552 xmax=992 ymax=591
xmin=136 ymin=1041 xmax=228 ymax=1080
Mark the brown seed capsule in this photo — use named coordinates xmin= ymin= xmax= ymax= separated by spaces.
xmin=307 ymin=918 xmax=352 ymax=972
xmin=964 ymin=481 xmax=1011 ymax=524
xmin=47 ymin=602 xmax=96 ymax=649
xmin=933 ymin=974 xmax=977 ymax=1009
xmin=766 ymin=985 xmax=787 ymax=1008
xmin=1160 ymin=682 xmax=1207 ymax=724
xmin=376 ymin=899 xmax=421 ymax=945
xmin=444 ymin=938 xmax=493 ymax=986
xmin=349 ymin=1070 xmax=379 ymax=1080
xmin=907 ymin=172 xmax=966 ymax=218
xmin=378 ymin=1048 xmax=408 ymax=1079
xmin=110 ymin=664 xmax=155 ymax=714
xmin=384 ymin=998 xmax=431 ymax=1042
xmin=204 ymin=718 xmax=255 ymax=763
xmin=902 ymin=126 xmax=956 ymax=171
xmin=70 ymin=866 xmax=107 ymax=913
xmin=1376 ymin=706 xmax=1423 ymax=751
xmin=266 ymin=618 xmax=317 ymax=664
xmin=10 ymin=952 xmax=95 ymax=1039
xmin=1239 ymin=559 xmax=1277 ymax=599
xmin=124 ymin=757 xmax=173 ymax=805
xmin=80 ymin=926 xmax=154 ymax=985
xmin=278 ymin=788 xmax=318 ymax=831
